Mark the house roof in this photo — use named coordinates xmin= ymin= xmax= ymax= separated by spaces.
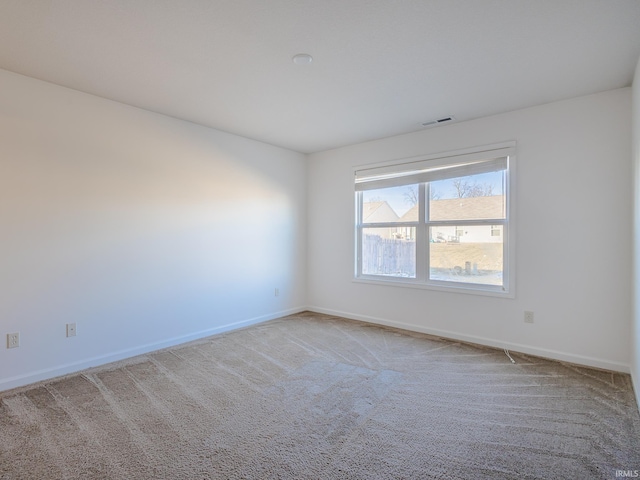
xmin=400 ymin=196 xmax=505 ymax=222
xmin=363 ymin=201 xmax=400 ymax=222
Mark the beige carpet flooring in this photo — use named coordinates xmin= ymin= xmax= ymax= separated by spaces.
xmin=1 ymin=311 xmax=639 ymax=479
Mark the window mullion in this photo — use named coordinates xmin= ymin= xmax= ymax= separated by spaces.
xmin=361 ymin=222 xmax=419 ymax=229
xmin=428 ymin=219 xmax=505 ymax=227
xmin=418 ymin=183 xmax=427 ymax=282
xmin=355 ymin=191 xmax=363 ymax=278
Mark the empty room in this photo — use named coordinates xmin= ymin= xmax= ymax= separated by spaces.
xmin=1 ymin=1 xmax=640 ymax=478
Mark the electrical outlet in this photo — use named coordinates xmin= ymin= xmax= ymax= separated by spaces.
xmin=524 ymin=311 xmax=534 ymax=324
xmin=7 ymin=332 xmax=20 ymax=349
xmin=66 ymin=323 xmax=77 ymax=337
xmin=274 ymin=288 xmax=279 ymax=297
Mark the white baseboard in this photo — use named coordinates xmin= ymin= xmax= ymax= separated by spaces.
xmin=308 ymin=306 xmax=631 ymax=374
xmin=0 ymin=306 xmax=306 ymax=393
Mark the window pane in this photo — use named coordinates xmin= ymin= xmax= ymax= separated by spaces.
xmin=363 ymin=184 xmax=418 ymax=224
xmin=362 ymin=227 xmax=416 ymax=278
xmin=429 ymin=226 xmax=503 ymax=286
xmin=429 ymin=171 xmax=505 ymax=221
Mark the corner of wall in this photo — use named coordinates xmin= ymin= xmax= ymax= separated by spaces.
xmin=632 ymin=54 xmax=640 ymax=411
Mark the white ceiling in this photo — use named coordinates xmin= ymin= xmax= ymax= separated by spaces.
xmin=0 ymin=1 xmax=639 ymax=153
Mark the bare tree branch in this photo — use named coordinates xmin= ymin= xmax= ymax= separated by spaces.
xmin=403 ymin=186 xmax=418 ymax=206
xmin=452 ymin=179 xmax=493 ymax=198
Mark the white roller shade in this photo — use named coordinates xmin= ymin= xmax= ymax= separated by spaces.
xmin=355 ymin=145 xmax=514 ymax=191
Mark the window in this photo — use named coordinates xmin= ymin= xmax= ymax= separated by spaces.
xmin=354 ymin=143 xmax=514 ymax=296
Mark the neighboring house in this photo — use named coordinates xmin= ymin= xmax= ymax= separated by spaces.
xmin=398 ymin=196 xmax=505 ymax=243
xmin=362 ymin=201 xmax=401 ymax=239
xmin=363 ymin=201 xmax=400 ymax=223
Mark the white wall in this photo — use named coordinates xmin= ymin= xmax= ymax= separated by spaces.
xmin=0 ymin=68 xmax=634 ymax=393
xmin=308 ymin=88 xmax=632 ymax=372
xmin=632 ymin=56 xmax=640 ymax=402
xmin=0 ymin=70 xmax=307 ymax=391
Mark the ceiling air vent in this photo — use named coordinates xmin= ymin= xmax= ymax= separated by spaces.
xmin=421 ymin=116 xmax=456 ymax=128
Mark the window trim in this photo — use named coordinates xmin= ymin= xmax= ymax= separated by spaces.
xmin=353 ymin=142 xmax=516 ymax=298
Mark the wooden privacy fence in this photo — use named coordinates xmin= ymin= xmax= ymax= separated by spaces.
xmin=362 ymin=234 xmax=415 ymax=276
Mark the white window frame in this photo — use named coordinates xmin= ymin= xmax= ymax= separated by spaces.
xmin=354 ymin=142 xmax=516 ymax=298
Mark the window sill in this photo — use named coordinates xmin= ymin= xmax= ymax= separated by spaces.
xmin=353 ymin=276 xmax=515 ymax=298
